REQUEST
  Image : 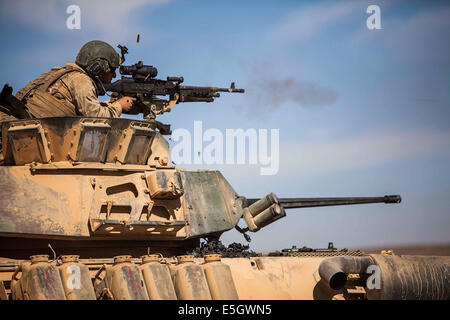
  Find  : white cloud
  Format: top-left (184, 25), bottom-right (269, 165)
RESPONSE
top-left (1, 0), bottom-right (172, 40)
top-left (268, 1), bottom-right (361, 46)
top-left (74, 0), bottom-right (171, 40)
top-left (281, 130), bottom-right (450, 176)
top-left (0, 0), bottom-right (64, 31)
top-left (1, 0), bottom-right (173, 67)
top-left (168, 129), bottom-right (450, 184)
top-left (353, 4), bottom-right (450, 62)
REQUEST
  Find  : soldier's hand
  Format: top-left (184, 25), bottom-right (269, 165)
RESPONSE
top-left (117, 96), bottom-right (136, 112)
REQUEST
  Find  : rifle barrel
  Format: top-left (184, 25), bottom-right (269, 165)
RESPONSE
top-left (179, 86), bottom-right (245, 93)
top-left (180, 97), bottom-right (215, 103)
top-left (216, 88), bottom-right (245, 93)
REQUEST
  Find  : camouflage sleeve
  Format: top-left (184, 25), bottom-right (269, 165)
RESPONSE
top-left (68, 73), bottom-right (122, 118)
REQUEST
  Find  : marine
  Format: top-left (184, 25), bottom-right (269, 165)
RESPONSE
top-left (18, 40), bottom-right (135, 118)
top-left (0, 40), bottom-right (136, 164)
top-left (0, 40), bottom-right (135, 122)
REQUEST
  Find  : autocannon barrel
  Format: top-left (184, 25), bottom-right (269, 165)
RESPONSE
top-left (278, 195), bottom-right (401, 209)
top-left (246, 195), bottom-right (401, 209)
top-left (243, 194), bottom-right (401, 232)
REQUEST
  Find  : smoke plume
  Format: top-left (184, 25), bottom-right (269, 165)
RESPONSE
top-left (250, 78), bottom-right (339, 109)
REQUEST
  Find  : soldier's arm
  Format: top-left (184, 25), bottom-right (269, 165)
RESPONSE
top-left (69, 73), bottom-right (122, 118)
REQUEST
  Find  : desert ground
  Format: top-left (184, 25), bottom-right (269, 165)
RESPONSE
top-left (357, 244), bottom-right (450, 256)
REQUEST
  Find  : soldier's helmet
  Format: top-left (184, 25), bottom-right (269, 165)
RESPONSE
top-left (75, 40), bottom-right (121, 77)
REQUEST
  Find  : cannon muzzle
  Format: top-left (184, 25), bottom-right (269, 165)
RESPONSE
top-left (243, 193), bottom-right (286, 232)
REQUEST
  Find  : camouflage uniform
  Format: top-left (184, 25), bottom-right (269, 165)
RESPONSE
top-left (0, 107), bottom-right (15, 164)
top-left (0, 108), bottom-right (17, 122)
top-left (16, 62), bottom-right (122, 118)
top-left (0, 100), bottom-right (18, 164)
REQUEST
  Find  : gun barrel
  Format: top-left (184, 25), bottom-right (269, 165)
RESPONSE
top-left (243, 193), bottom-right (401, 232)
top-left (179, 85), bottom-right (245, 93)
top-left (246, 195), bottom-right (401, 209)
top-left (180, 97), bottom-right (215, 103)
top-left (216, 87), bottom-right (245, 93)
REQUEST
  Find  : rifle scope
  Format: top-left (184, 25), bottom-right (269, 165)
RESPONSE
top-left (120, 61), bottom-right (158, 79)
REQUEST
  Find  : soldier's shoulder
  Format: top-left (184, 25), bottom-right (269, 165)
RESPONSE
top-left (63, 63), bottom-right (95, 88)
top-left (66, 71), bottom-right (93, 83)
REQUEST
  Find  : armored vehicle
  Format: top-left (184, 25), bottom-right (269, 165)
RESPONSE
top-left (0, 55), bottom-right (448, 300)
top-left (0, 115), bottom-right (448, 300)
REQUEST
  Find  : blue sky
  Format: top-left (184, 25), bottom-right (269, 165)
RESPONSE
top-left (1, 0), bottom-right (449, 252)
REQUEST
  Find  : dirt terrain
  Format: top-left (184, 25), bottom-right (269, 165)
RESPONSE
top-left (358, 244), bottom-right (450, 256)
